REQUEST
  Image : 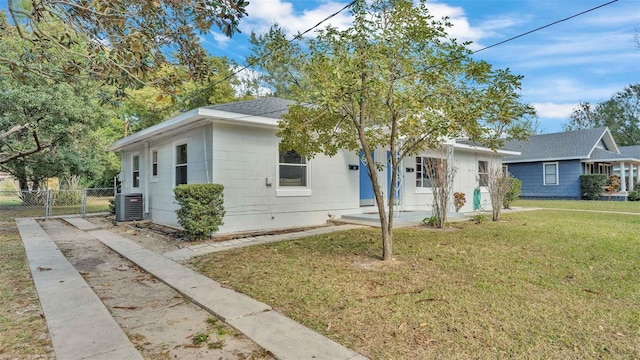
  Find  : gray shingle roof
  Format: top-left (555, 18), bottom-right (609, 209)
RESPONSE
top-left (205, 97), bottom-right (296, 119)
top-left (620, 145), bottom-right (640, 159)
top-left (589, 148), bottom-right (629, 161)
top-left (502, 127), bottom-right (609, 163)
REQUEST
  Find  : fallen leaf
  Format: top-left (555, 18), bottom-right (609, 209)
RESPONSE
top-left (326, 322), bottom-right (332, 331)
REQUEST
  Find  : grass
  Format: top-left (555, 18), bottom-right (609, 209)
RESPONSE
top-left (0, 220), bottom-right (52, 357)
top-left (190, 210), bottom-right (640, 359)
top-left (515, 199), bottom-right (640, 213)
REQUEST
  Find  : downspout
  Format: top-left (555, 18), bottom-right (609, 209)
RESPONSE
top-left (203, 132), bottom-right (210, 183)
top-left (144, 142), bottom-right (150, 216)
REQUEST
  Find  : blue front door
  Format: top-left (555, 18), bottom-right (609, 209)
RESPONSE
top-left (359, 150), bottom-right (375, 206)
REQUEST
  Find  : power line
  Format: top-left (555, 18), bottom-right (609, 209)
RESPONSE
top-left (182, 0), bottom-right (620, 122)
top-left (154, 0), bottom-right (357, 115)
top-left (470, 0), bottom-right (619, 56)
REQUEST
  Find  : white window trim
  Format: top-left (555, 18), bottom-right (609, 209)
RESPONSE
top-left (478, 159), bottom-right (489, 188)
top-left (173, 139), bottom-right (188, 188)
top-left (150, 147), bottom-right (158, 183)
top-left (131, 152), bottom-right (140, 190)
top-left (414, 156), bottom-right (440, 194)
top-left (543, 161), bottom-right (559, 186)
top-left (276, 149), bottom-right (312, 197)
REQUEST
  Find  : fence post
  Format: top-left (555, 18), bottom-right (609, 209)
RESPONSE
top-left (81, 188), bottom-right (87, 217)
top-left (45, 189), bottom-right (51, 219)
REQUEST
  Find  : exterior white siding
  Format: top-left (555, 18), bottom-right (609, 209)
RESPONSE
top-left (119, 122), bottom-right (361, 234)
top-left (113, 99), bottom-right (514, 235)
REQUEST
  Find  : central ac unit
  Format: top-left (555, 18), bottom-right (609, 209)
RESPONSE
top-left (115, 193), bottom-right (143, 221)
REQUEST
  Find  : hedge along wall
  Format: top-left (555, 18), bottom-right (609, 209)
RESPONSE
top-left (580, 174), bottom-right (607, 200)
top-left (173, 183), bottom-right (225, 240)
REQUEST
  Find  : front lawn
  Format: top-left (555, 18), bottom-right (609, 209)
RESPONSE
top-left (515, 199), bottom-right (640, 213)
top-left (0, 221), bottom-right (53, 357)
top-left (189, 210), bottom-right (640, 359)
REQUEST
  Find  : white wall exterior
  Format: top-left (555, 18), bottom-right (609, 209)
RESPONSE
top-left (118, 120), bottom-right (505, 234)
top-left (370, 147), bottom-right (496, 213)
top-left (119, 122), bottom-right (361, 234)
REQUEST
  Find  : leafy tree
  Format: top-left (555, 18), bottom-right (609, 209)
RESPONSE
top-left (121, 58), bottom-right (240, 130)
top-left (253, 0), bottom-right (535, 260)
top-left (564, 84), bottom-right (640, 146)
top-left (3, 1), bottom-right (248, 91)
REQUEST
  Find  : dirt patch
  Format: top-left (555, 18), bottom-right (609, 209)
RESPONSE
top-left (352, 255), bottom-right (407, 271)
top-left (84, 215), bottom-right (329, 255)
top-left (40, 219), bottom-right (271, 360)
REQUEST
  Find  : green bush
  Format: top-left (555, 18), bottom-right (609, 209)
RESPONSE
top-left (174, 184), bottom-right (225, 241)
top-left (502, 177), bottom-right (522, 209)
top-left (580, 174), bottom-right (607, 200)
top-left (629, 183), bottom-right (640, 201)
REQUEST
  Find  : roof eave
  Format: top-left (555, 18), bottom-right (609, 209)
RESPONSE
top-left (109, 108), bottom-right (279, 152)
top-left (452, 143), bottom-right (520, 156)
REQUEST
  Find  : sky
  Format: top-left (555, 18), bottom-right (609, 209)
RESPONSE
top-left (202, 0), bottom-right (640, 134)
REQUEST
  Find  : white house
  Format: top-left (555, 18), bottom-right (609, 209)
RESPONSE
top-left (110, 97), bottom-right (518, 234)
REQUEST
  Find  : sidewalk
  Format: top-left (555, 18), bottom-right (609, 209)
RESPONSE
top-left (18, 217), bottom-right (367, 360)
top-left (16, 218), bottom-right (143, 360)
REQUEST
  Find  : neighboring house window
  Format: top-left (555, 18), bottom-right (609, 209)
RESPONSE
top-left (175, 144), bottom-right (187, 185)
top-left (132, 155), bottom-right (140, 188)
top-left (478, 160), bottom-right (489, 187)
top-left (415, 156), bottom-right (442, 188)
top-left (151, 149), bottom-right (158, 177)
top-left (279, 150), bottom-right (307, 186)
top-left (543, 162), bottom-right (558, 185)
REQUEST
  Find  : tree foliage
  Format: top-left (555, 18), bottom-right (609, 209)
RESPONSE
top-left (121, 59), bottom-right (240, 131)
top-left (0, 77), bottom-right (105, 164)
top-left (3, 0), bottom-right (248, 92)
top-left (564, 84), bottom-right (640, 146)
top-left (251, 0), bottom-right (535, 260)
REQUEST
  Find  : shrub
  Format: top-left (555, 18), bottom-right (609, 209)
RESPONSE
top-left (453, 192), bottom-right (466, 212)
top-left (422, 215), bottom-right (438, 227)
top-left (174, 184), bottom-right (225, 241)
top-left (629, 183), bottom-right (640, 201)
top-left (580, 174), bottom-right (607, 200)
top-left (502, 177), bottom-right (522, 209)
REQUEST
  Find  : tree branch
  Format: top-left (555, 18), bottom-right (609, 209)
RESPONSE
top-left (0, 123), bottom-right (30, 141)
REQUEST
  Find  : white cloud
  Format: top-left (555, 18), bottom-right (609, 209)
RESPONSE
top-left (532, 102), bottom-right (576, 119)
top-left (242, 1), bottom-right (353, 37)
top-left (211, 32), bottom-right (232, 48)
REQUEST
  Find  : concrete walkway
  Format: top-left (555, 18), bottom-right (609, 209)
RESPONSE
top-left (18, 217), bottom-right (367, 360)
top-left (16, 218), bottom-right (143, 360)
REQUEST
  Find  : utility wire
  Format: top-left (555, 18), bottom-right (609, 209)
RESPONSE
top-left (154, 0), bottom-right (357, 115)
top-left (180, 0), bottom-right (619, 122)
top-left (151, 0), bottom-right (619, 119)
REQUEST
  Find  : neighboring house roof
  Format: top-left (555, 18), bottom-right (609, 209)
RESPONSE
top-left (111, 97), bottom-right (296, 152)
top-left (620, 145), bottom-right (640, 159)
top-left (502, 127), bottom-right (631, 163)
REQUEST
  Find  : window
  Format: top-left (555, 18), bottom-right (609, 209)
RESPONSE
top-left (151, 149), bottom-right (158, 177)
top-left (279, 150), bottom-right (307, 186)
top-left (478, 160), bottom-right (488, 187)
top-left (132, 155), bottom-right (140, 188)
top-left (175, 144), bottom-right (187, 185)
top-left (543, 162), bottom-right (558, 185)
top-left (416, 156), bottom-right (442, 188)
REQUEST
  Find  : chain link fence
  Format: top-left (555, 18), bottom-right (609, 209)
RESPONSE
top-left (0, 188), bottom-right (114, 221)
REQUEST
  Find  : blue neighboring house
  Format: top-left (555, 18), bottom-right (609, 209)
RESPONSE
top-left (502, 127), bottom-right (640, 199)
